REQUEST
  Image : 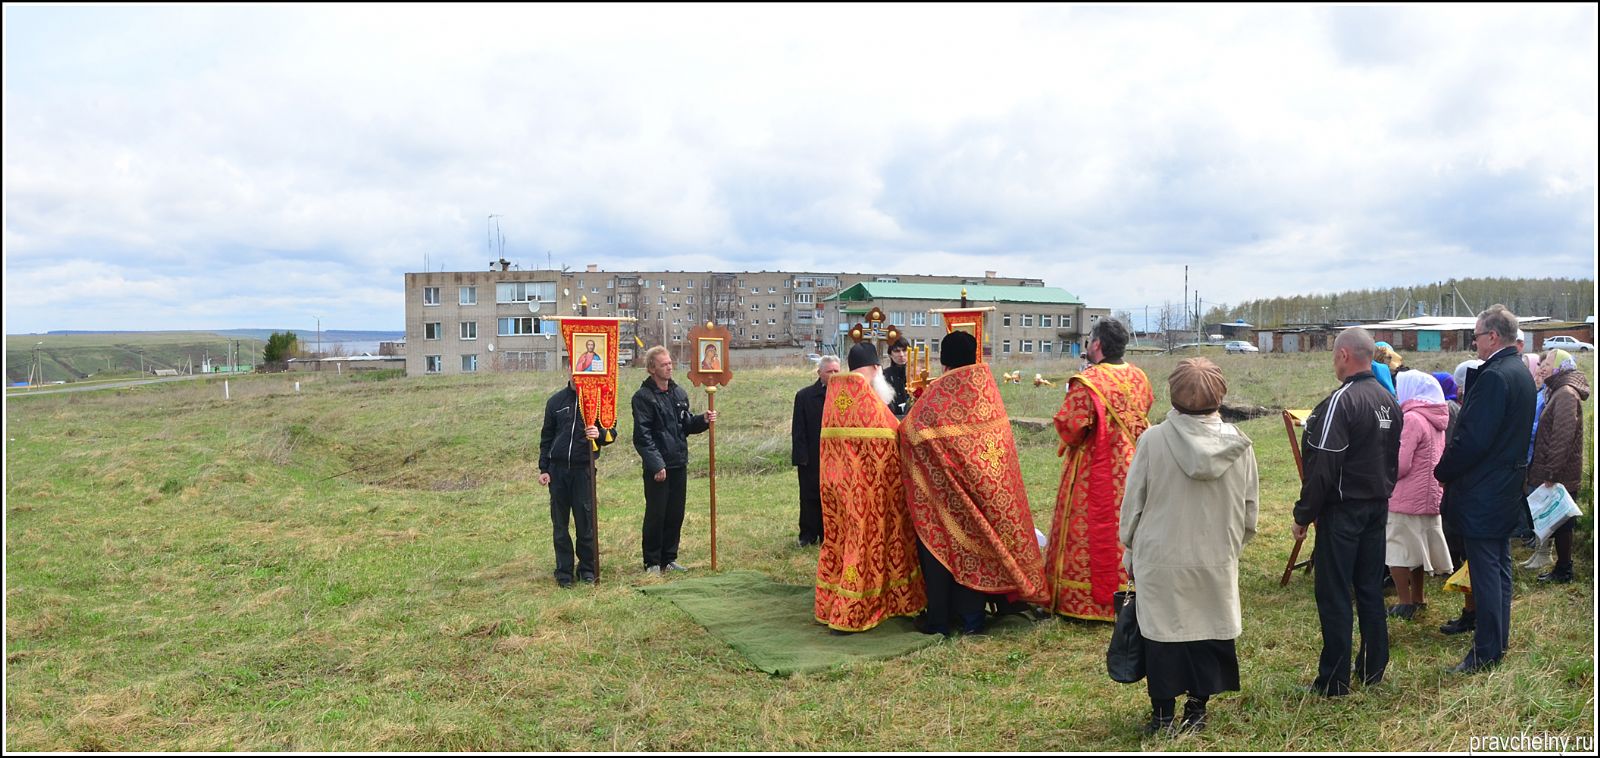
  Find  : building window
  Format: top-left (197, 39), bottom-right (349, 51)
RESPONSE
top-left (796, 293), bottom-right (813, 304)
top-left (607, 280), bottom-right (614, 289)
top-left (498, 317), bottom-right (537, 336)
top-left (460, 321), bottom-right (477, 340)
top-left (424, 322), bottom-right (442, 340)
top-left (496, 282), bottom-right (555, 304)
top-left (461, 355), bottom-right (478, 373)
top-left (910, 312), bottom-right (926, 326)
top-left (686, 280), bottom-right (694, 289)
top-left (1002, 314), bottom-right (1012, 327)
top-left (769, 287), bottom-right (777, 293)
top-left (425, 355), bottom-right (442, 373)
top-left (1062, 315), bottom-right (1073, 330)
top-left (659, 296), bottom-right (667, 305)
top-left (606, 295), bottom-right (615, 304)
top-left (933, 312), bottom-right (944, 327)
top-left (503, 351), bottom-right (539, 371)
top-left (752, 303), bottom-right (761, 311)
top-left (1002, 340), bottom-right (1012, 355)
top-left (768, 303), bottom-right (776, 310)
top-left (783, 295), bottom-right (790, 304)
top-left (424, 287), bottom-right (440, 306)
top-left (459, 286), bottom-right (477, 305)
top-left (1041, 314), bottom-right (1053, 328)
top-left (671, 286), bottom-right (681, 293)
top-left (768, 318), bottom-right (776, 325)
top-left (1022, 340), bottom-right (1034, 353)
top-left (672, 303), bottom-right (681, 310)
top-left (751, 287), bottom-right (760, 294)
top-left (685, 295), bottom-right (694, 304)
top-left (1022, 314), bottom-right (1034, 328)
top-left (1042, 340), bottom-right (1054, 354)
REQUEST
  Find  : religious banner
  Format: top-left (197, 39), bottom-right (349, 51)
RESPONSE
top-left (931, 289), bottom-right (996, 363)
top-left (552, 312), bottom-right (634, 447)
top-left (687, 322), bottom-right (733, 570)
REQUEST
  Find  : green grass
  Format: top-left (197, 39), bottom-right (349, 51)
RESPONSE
top-left (7, 332), bottom-right (263, 384)
top-left (5, 353), bottom-right (1594, 750)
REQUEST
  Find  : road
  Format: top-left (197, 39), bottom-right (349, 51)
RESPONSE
top-left (6, 373), bottom-right (221, 397)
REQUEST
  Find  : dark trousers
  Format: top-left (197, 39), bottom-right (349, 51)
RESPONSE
top-left (917, 541), bottom-right (986, 632)
top-left (797, 465), bottom-right (824, 544)
top-left (1312, 499), bottom-right (1389, 695)
top-left (1463, 537), bottom-right (1513, 666)
top-left (641, 467), bottom-right (688, 568)
top-left (550, 464), bottom-right (596, 582)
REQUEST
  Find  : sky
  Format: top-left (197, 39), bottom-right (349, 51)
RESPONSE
top-left (3, 4), bottom-right (1596, 334)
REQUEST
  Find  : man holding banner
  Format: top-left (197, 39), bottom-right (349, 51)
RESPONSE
top-left (539, 363), bottom-right (619, 588)
top-left (633, 345), bottom-right (717, 575)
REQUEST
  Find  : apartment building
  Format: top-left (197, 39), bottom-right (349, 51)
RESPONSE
top-left (402, 264), bottom-right (1052, 376)
top-left (826, 282), bottom-right (1110, 360)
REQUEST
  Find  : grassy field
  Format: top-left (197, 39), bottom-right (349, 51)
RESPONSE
top-left (4, 352), bottom-right (1594, 751)
top-left (6, 332), bottom-right (263, 385)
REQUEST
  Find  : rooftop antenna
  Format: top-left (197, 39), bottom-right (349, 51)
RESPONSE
top-left (487, 214), bottom-right (503, 262)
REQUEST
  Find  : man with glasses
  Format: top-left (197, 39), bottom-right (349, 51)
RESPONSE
top-left (1434, 305), bottom-right (1537, 674)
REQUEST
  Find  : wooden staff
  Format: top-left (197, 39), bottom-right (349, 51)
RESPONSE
top-left (1280, 409), bottom-right (1313, 587)
top-left (590, 426), bottom-right (602, 584)
top-left (706, 385), bottom-right (718, 570)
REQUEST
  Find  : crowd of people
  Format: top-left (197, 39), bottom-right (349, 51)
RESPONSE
top-left (532, 304), bottom-right (1585, 737)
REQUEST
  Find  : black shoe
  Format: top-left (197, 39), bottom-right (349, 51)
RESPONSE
top-left (1299, 683), bottom-right (1348, 698)
top-left (1387, 603), bottom-right (1416, 620)
top-left (1179, 701), bottom-right (1208, 733)
top-left (580, 575), bottom-right (596, 585)
top-left (913, 613), bottom-right (951, 637)
top-left (1448, 657), bottom-right (1499, 675)
top-left (557, 578), bottom-right (574, 589)
top-left (1139, 714), bottom-right (1175, 738)
top-left (1538, 567), bottom-right (1574, 584)
top-left (1439, 611), bottom-right (1476, 635)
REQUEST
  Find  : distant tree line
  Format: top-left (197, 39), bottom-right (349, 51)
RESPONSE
top-left (1202, 277), bottom-right (1594, 328)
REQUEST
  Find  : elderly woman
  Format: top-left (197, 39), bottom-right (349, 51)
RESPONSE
top-left (1527, 349), bottom-right (1589, 583)
top-left (1385, 371), bottom-right (1454, 620)
top-left (1120, 358), bottom-right (1259, 736)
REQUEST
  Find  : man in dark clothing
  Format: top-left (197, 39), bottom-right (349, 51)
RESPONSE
top-left (1434, 305), bottom-right (1537, 673)
top-left (883, 337), bottom-right (912, 418)
top-left (632, 345), bottom-right (716, 575)
top-left (538, 368), bottom-right (619, 588)
top-left (1292, 327), bottom-right (1402, 696)
top-left (791, 355), bottom-right (842, 546)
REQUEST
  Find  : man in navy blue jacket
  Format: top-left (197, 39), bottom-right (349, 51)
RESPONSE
top-left (1434, 304), bottom-right (1537, 673)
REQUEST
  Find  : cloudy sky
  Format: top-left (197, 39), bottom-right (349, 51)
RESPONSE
top-left (4, 4), bottom-right (1595, 333)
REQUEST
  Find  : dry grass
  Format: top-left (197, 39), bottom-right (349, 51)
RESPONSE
top-left (4, 352), bottom-right (1594, 750)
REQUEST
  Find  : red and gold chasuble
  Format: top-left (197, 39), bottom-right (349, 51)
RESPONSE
top-left (1044, 362), bottom-right (1154, 621)
top-left (900, 364), bottom-right (1047, 603)
top-left (815, 373), bottom-right (926, 631)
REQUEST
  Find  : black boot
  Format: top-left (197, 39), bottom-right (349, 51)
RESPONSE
top-left (1180, 697), bottom-right (1208, 733)
top-left (1538, 565), bottom-right (1574, 584)
top-left (1439, 609), bottom-right (1475, 635)
top-left (1140, 698), bottom-right (1176, 737)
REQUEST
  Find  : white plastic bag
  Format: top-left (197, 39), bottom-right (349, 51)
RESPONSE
top-left (1527, 483), bottom-right (1582, 541)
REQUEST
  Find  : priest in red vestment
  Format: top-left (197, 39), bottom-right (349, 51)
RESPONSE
top-left (815, 342), bottom-right (926, 632)
top-left (900, 331), bottom-right (1047, 635)
top-left (1044, 318), bottom-right (1154, 621)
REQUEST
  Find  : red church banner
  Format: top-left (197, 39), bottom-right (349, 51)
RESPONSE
top-left (931, 307), bottom-right (996, 363)
top-left (556, 317), bottom-right (627, 440)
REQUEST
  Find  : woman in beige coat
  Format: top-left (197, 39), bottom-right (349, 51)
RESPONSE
top-left (1120, 358), bottom-right (1259, 736)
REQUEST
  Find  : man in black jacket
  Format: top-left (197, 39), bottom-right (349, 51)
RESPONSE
top-left (1434, 304), bottom-right (1537, 673)
top-left (1293, 327), bottom-right (1402, 696)
top-left (632, 345), bottom-right (716, 575)
top-left (538, 367), bottom-right (619, 588)
top-left (883, 337), bottom-right (912, 418)
top-left (790, 355), bottom-right (842, 546)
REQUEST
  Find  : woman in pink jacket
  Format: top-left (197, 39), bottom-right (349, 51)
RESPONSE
top-left (1385, 370), bottom-right (1454, 620)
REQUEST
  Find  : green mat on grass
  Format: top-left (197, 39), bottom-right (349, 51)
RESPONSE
top-left (637, 570), bottom-right (1036, 676)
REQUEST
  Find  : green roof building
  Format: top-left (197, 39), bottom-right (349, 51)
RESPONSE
top-left (824, 282), bottom-right (1107, 360)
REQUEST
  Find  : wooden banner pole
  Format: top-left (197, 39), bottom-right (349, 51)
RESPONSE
top-left (706, 385), bottom-right (718, 571)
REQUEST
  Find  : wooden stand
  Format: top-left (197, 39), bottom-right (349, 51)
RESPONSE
top-left (1280, 409), bottom-right (1314, 587)
top-left (706, 385), bottom-right (718, 571)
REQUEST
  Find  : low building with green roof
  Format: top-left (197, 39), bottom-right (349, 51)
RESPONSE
top-left (825, 282), bottom-right (1108, 360)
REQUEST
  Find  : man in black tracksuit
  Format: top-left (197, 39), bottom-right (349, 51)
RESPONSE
top-left (539, 374), bottom-right (618, 588)
top-left (632, 346), bottom-right (715, 574)
top-left (1293, 327), bottom-right (1402, 696)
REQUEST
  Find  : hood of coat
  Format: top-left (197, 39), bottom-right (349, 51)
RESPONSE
top-left (1545, 367), bottom-right (1591, 401)
top-left (1402, 398), bottom-right (1450, 432)
top-left (1158, 409), bottom-right (1253, 482)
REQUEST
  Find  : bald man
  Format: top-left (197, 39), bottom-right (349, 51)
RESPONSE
top-left (1292, 327), bottom-right (1403, 697)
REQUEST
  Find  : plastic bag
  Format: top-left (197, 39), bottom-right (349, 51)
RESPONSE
top-left (1444, 561), bottom-right (1471, 594)
top-left (1528, 483), bottom-right (1583, 541)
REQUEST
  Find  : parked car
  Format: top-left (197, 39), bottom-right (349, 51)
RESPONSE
top-left (805, 353), bottom-right (824, 363)
top-left (1225, 340), bottom-right (1259, 354)
top-left (1542, 335), bottom-right (1594, 352)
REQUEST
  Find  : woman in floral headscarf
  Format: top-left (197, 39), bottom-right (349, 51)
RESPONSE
top-left (1526, 349), bottom-right (1589, 583)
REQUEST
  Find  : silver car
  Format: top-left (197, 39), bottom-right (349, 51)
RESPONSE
top-left (1225, 340), bottom-right (1259, 354)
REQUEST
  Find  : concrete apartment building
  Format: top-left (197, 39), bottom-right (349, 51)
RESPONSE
top-left (828, 282), bottom-right (1109, 360)
top-left (402, 263), bottom-right (1060, 376)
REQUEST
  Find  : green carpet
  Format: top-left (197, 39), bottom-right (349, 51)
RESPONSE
top-left (637, 570), bottom-right (941, 676)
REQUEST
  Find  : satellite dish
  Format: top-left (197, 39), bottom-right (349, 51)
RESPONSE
top-left (528, 300), bottom-right (540, 314)
top-left (562, 288), bottom-right (570, 297)
top-left (487, 343), bottom-right (495, 352)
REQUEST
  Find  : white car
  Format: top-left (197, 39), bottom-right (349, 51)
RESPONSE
top-left (1542, 335), bottom-right (1594, 352)
top-left (1225, 340), bottom-right (1259, 354)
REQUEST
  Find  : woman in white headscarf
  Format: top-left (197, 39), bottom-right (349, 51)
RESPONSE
top-left (1384, 370), bottom-right (1454, 620)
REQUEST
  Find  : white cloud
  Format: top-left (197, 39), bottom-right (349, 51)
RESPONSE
top-left (3, 4), bottom-right (1594, 332)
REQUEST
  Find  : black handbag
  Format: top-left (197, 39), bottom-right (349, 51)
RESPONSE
top-left (1106, 589), bottom-right (1145, 683)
